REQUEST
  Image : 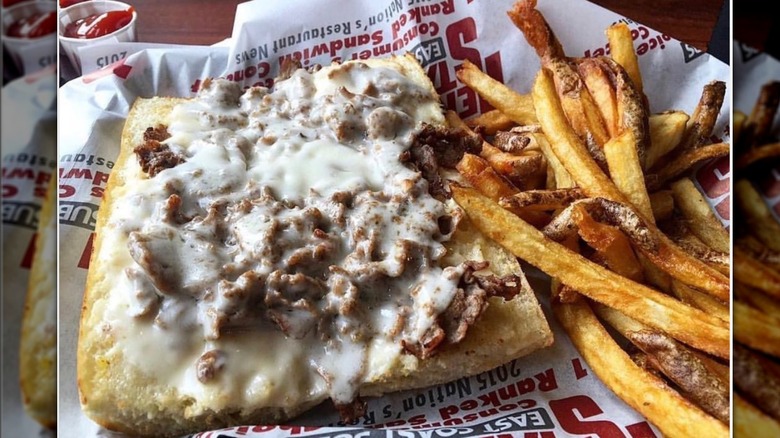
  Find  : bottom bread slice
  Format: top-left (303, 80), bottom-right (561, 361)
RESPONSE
top-left (79, 56), bottom-right (552, 437)
top-left (20, 177), bottom-right (57, 428)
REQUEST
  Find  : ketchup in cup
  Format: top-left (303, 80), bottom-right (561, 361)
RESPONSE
top-left (62, 7), bottom-right (135, 39)
top-left (59, 0), bottom-right (92, 7)
top-left (5, 11), bottom-right (57, 38)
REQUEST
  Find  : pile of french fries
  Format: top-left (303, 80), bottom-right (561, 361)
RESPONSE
top-left (733, 81), bottom-right (780, 436)
top-left (449, 1), bottom-right (730, 435)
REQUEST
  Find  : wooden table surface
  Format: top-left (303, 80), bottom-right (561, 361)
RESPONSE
top-left (128, 0), bottom-right (725, 52)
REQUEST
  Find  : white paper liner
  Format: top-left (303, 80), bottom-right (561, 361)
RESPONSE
top-left (1, 65), bottom-right (57, 437)
top-left (57, 1), bottom-right (730, 436)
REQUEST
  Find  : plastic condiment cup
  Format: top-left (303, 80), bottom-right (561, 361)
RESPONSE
top-left (58, 0), bottom-right (138, 75)
top-left (1, 0), bottom-right (57, 75)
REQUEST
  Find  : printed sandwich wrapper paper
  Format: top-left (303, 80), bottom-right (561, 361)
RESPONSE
top-left (57, 0), bottom-right (730, 436)
top-left (1, 66), bottom-right (57, 437)
top-left (734, 42), bottom-right (780, 216)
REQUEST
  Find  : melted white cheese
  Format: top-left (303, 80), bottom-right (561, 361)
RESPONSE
top-left (102, 59), bottom-right (468, 413)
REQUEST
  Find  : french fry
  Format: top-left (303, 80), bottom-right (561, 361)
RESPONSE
top-left (577, 58), bottom-right (619, 137)
top-left (671, 280), bottom-right (729, 323)
top-left (736, 282), bottom-right (780, 322)
top-left (735, 394), bottom-right (780, 437)
top-left (739, 81), bottom-right (780, 149)
top-left (606, 22), bottom-right (644, 96)
top-left (734, 247), bottom-right (780, 299)
top-left (600, 57), bottom-right (650, 168)
top-left (650, 142), bottom-right (730, 189)
top-left (681, 81), bottom-right (727, 150)
top-left (594, 304), bottom-right (729, 423)
top-left (572, 204), bottom-right (643, 282)
top-left (465, 109), bottom-right (515, 135)
top-left (456, 60), bottom-right (537, 125)
top-left (736, 142), bottom-right (780, 170)
top-left (507, 0), bottom-right (565, 61)
top-left (604, 130), bottom-right (654, 221)
top-left (649, 190), bottom-right (674, 222)
top-left (735, 300), bottom-right (780, 358)
top-left (452, 185), bottom-right (729, 357)
top-left (541, 197), bottom-right (729, 301)
top-left (554, 298), bottom-right (728, 436)
top-left (736, 235), bottom-right (780, 270)
top-left (646, 111), bottom-right (690, 169)
top-left (733, 110), bottom-right (747, 143)
top-left (481, 144), bottom-right (546, 189)
top-left (546, 58), bottom-right (611, 151)
top-left (734, 343), bottom-right (780, 421)
top-left (735, 179), bottom-right (780, 252)
top-left (534, 133), bottom-right (574, 189)
top-left (671, 178), bottom-right (729, 252)
top-left (499, 188), bottom-right (583, 211)
top-left (456, 154), bottom-right (549, 228)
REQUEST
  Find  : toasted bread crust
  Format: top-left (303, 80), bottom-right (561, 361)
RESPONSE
top-left (78, 56), bottom-right (552, 437)
top-left (20, 177), bottom-right (57, 429)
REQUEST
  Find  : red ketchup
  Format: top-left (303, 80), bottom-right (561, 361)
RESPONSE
top-left (62, 8), bottom-right (135, 39)
top-left (5, 11), bottom-right (57, 38)
top-left (59, 0), bottom-right (92, 7)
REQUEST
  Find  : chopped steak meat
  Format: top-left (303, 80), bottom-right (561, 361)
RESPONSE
top-left (134, 137), bottom-right (185, 177)
top-left (403, 124), bottom-right (483, 200)
top-left (143, 125), bottom-right (171, 142)
top-left (403, 260), bottom-right (525, 359)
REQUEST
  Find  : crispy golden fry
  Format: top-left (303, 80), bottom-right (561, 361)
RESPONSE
top-left (456, 60), bottom-right (537, 125)
top-left (735, 394), bottom-right (780, 438)
top-left (734, 110), bottom-right (747, 143)
top-left (456, 154), bottom-right (549, 228)
top-left (572, 204), bottom-right (643, 282)
top-left (577, 58), bottom-right (619, 137)
top-left (452, 186), bottom-right (729, 357)
top-left (671, 178), bottom-right (729, 252)
top-left (672, 234), bottom-right (729, 275)
top-left (649, 190), bottom-right (674, 222)
top-left (671, 280), bottom-right (729, 323)
top-left (465, 109), bottom-right (515, 135)
top-left (681, 81), bottom-right (726, 150)
top-left (736, 235), bottom-right (780, 269)
top-left (507, 0), bottom-right (565, 61)
top-left (554, 298), bottom-right (728, 436)
top-left (736, 282), bottom-right (780, 322)
top-left (650, 142), bottom-right (729, 190)
top-left (534, 133), bottom-right (574, 189)
top-left (734, 343), bottom-right (780, 421)
top-left (604, 130), bottom-right (653, 221)
top-left (600, 57), bottom-right (650, 168)
top-left (594, 304), bottom-right (728, 423)
top-left (736, 142), bottom-right (780, 170)
top-left (532, 69), bottom-right (628, 199)
top-left (499, 188), bottom-right (583, 211)
top-left (607, 23), bottom-right (644, 95)
top-left (735, 300), bottom-right (780, 358)
top-left (646, 111), bottom-right (690, 169)
top-left (547, 57), bottom-right (611, 152)
top-left (739, 81), bottom-right (780, 149)
top-left (735, 247), bottom-right (780, 299)
top-left (735, 179), bottom-right (780, 252)
top-left (481, 144), bottom-right (546, 189)
top-left (541, 197), bottom-right (729, 301)
top-left (456, 153), bottom-right (518, 200)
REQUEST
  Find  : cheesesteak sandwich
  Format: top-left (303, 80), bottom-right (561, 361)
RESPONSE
top-left (78, 54), bottom-right (552, 436)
